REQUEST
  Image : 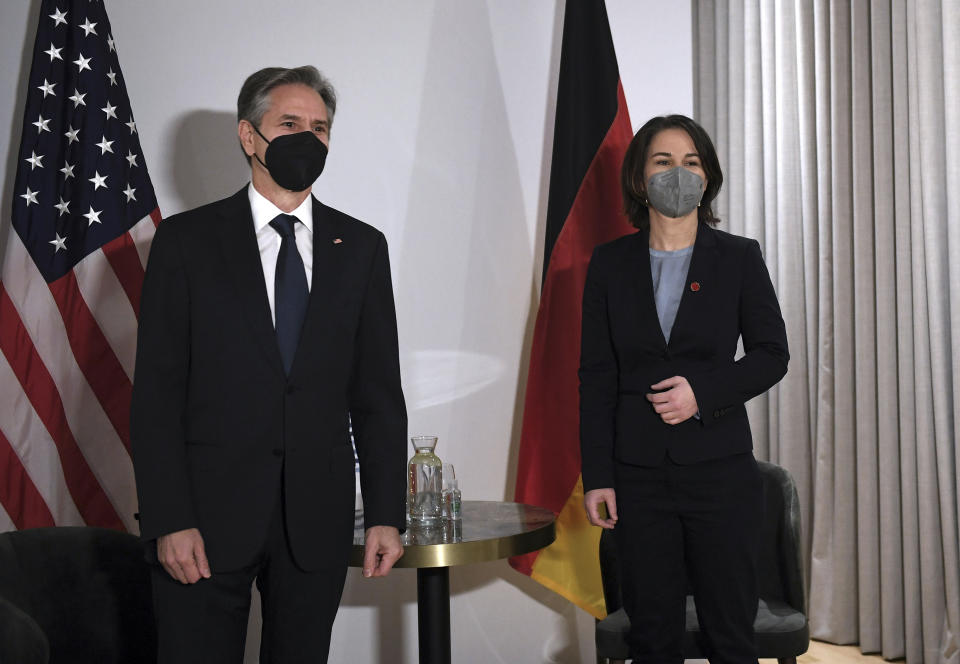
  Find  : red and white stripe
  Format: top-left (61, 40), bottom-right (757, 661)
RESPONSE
top-left (0, 211), bottom-right (159, 533)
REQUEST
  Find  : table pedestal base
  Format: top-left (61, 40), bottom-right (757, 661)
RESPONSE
top-left (350, 504), bottom-right (556, 663)
top-left (417, 567), bottom-right (451, 664)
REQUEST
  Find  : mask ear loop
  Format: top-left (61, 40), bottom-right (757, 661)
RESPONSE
top-left (252, 123), bottom-right (272, 145)
top-left (250, 123), bottom-right (271, 170)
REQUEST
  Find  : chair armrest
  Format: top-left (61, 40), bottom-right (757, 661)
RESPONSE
top-left (757, 461), bottom-right (806, 613)
top-left (0, 594), bottom-right (49, 664)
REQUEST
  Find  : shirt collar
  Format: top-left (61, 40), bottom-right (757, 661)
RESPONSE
top-left (248, 182), bottom-right (314, 235)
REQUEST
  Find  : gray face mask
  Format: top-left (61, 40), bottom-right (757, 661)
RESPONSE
top-left (645, 167), bottom-right (704, 218)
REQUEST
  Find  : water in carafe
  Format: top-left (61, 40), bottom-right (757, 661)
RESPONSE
top-left (407, 436), bottom-right (443, 526)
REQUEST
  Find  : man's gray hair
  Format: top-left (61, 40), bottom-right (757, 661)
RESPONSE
top-left (237, 66), bottom-right (337, 160)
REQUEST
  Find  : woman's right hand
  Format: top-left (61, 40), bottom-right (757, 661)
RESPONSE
top-left (584, 488), bottom-right (618, 529)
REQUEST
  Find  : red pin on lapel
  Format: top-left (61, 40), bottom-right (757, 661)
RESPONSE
top-left (333, 238), bottom-right (343, 244)
top-left (690, 281), bottom-right (701, 292)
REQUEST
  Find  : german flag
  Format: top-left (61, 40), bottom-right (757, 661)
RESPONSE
top-left (509, 0), bottom-right (634, 618)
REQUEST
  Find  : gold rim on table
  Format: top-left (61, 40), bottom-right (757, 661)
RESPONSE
top-left (350, 501), bottom-right (556, 568)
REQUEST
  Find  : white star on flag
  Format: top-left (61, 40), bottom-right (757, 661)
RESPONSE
top-left (89, 171), bottom-right (108, 189)
top-left (126, 117), bottom-right (137, 134)
top-left (54, 197), bottom-right (71, 216)
top-left (107, 68), bottom-right (117, 86)
top-left (79, 18), bottom-right (98, 36)
top-left (38, 79), bottom-right (57, 97)
top-left (102, 101), bottom-right (118, 120)
top-left (123, 185), bottom-right (137, 202)
top-left (73, 53), bottom-right (92, 73)
top-left (25, 151), bottom-right (44, 170)
top-left (107, 34), bottom-right (116, 52)
top-left (68, 88), bottom-right (86, 107)
top-left (60, 162), bottom-right (76, 179)
top-left (49, 8), bottom-right (68, 27)
top-left (83, 206), bottom-right (103, 226)
top-left (21, 187), bottom-right (39, 206)
top-left (64, 126), bottom-right (80, 144)
top-left (33, 115), bottom-right (51, 133)
top-left (126, 150), bottom-right (139, 167)
top-left (44, 43), bottom-right (63, 61)
top-left (49, 233), bottom-right (68, 252)
top-left (96, 136), bottom-right (114, 154)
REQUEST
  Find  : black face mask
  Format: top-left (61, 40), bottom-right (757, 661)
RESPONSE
top-left (253, 124), bottom-right (328, 192)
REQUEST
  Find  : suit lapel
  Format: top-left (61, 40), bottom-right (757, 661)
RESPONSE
top-left (288, 197), bottom-right (345, 379)
top-left (668, 222), bottom-right (718, 349)
top-left (631, 230), bottom-right (669, 348)
top-left (214, 188), bottom-right (286, 377)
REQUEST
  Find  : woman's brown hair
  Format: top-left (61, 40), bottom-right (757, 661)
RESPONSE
top-left (621, 114), bottom-right (723, 230)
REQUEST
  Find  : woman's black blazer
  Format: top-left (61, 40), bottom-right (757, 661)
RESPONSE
top-left (579, 223), bottom-right (789, 491)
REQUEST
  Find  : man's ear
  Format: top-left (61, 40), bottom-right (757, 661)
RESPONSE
top-left (238, 120), bottom-right (255, 158)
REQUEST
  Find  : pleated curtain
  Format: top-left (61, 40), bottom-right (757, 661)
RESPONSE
top-left (692, 1), bottom-right (959, 662)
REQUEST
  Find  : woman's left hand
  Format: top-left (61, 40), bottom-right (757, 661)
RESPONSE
top-left (646, 376), bottom-right (699, 425)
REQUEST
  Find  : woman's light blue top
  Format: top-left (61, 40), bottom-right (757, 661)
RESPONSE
top-left (649, 245), bottom-right (693, 343)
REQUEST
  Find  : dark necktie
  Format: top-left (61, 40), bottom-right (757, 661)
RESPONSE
top-left (270, 214), bottom-right (309, 375)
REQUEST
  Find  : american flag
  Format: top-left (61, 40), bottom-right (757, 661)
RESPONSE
top-left (1, 0), bottom-right (160, 533)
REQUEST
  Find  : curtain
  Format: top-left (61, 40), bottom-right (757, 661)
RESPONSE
top-left (693, 1), bottom-right (959, 662)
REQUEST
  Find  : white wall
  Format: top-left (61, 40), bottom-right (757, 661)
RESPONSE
top-left (0, 1), bottom-right (692, 661)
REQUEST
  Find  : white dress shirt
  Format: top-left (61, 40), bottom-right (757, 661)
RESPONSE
top-left (248, 183), bottom-right (314, 325)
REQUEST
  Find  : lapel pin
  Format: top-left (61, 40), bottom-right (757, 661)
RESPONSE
top-left (333, 238), bottom-right (343, 244)
top-left (690, 281), bottom-right (701, 292)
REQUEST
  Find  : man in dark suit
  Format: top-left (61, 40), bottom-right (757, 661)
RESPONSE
top-left (131, 66), bottom-right (406, 664)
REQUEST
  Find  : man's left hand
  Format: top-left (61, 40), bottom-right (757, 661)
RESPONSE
top-left (362, 525), bottom-right (403, 578)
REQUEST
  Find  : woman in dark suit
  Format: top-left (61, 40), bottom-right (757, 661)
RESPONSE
top-left (580, 114), bottom-right (789, 664)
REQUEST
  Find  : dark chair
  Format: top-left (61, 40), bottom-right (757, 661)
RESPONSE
top-left (0, 526), bottom-right (156, 664)
top-left (595, 460), bottom-right (809, 663)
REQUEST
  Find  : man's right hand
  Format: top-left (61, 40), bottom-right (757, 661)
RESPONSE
top-left (157, 528), bottom-right (211, 584)
top-left (584, 488), bottom-right (618, 529)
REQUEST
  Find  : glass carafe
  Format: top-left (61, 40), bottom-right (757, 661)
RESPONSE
top-left (407, 435), bottom-right (443, 526)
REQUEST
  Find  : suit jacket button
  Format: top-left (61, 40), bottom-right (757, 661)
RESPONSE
top-left (286, 385), bottom-right (296, 395)
top-left (713, 409), bottom-right (722, 419)
top-left (272, 448), bottom-right (283, 457)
